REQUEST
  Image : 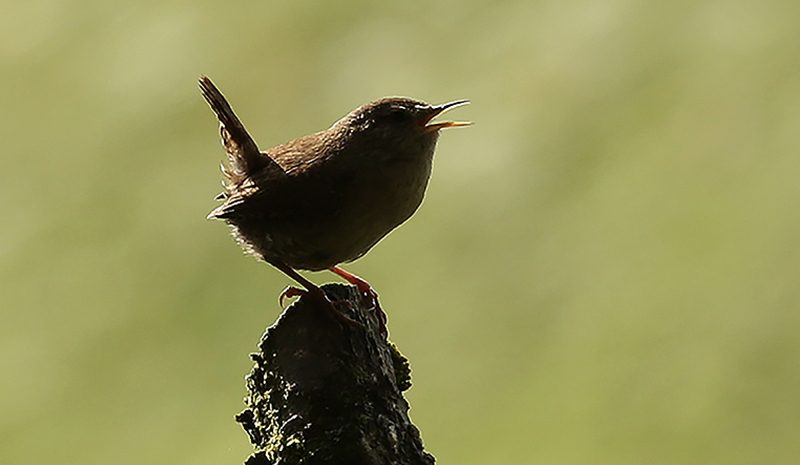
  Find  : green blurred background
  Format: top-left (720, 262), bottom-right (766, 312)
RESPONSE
top-left (2, 0), bottom-right (799, 464)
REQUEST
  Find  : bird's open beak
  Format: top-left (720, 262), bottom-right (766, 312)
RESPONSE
top-left (423, 100), bottom-right (472, 132)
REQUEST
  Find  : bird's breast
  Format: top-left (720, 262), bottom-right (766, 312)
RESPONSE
top-left (289, 152), bottom-right (434, 269)
top-left (241, 143), bottom-right (438, 271)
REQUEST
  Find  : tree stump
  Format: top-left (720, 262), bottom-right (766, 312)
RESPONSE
top-left (236, 283), bottom-right (435, 465)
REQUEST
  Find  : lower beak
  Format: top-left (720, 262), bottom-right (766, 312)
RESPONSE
top-left (424, 100), bottom-right (472, 132)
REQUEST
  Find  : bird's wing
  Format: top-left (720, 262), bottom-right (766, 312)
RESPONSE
top-left (206, 158), bottom-right (288, 220)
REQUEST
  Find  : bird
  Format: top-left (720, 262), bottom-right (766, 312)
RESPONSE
top-left (199, 75), bottom-right (469, 325)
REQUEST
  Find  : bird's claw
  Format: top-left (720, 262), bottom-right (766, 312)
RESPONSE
top-left (279, 285), bottom-right (364, 329)
top-left (365, 292), bottom-right (388, 337)
top-left (328, 266), bottom-right (388, 336)
top-left (279, 286), bottom-right (307, 307)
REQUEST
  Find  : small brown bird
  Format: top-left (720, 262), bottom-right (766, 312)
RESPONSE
top-left (199, 76), bottom-right (469, 321)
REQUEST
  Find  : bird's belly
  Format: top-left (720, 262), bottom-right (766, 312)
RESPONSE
top-left (259, 160), bottom-right (432, 270)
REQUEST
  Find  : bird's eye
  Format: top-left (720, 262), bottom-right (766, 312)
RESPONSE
top-left (387, 108), bottom-right (410, 123)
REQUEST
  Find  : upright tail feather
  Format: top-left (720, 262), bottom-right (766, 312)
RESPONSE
top-left (198, 76), bottom-right (264, 185)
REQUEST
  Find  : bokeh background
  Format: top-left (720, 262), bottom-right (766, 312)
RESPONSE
top-left (2, 1), bottom-right (799, 464)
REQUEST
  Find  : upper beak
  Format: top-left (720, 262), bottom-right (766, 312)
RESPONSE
top-left (423, 99), bottom-right (472, 132)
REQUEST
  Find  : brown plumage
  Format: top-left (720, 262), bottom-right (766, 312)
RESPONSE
top-left (199, 75), bottom-right (469, 313)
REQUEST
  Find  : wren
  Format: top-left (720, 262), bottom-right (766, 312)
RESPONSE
top-left (199, 75), bottom-right (469, 323)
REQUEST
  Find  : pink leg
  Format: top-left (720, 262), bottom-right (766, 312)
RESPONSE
top-left (328, 266), bottom-right (373, 295)
top-left (329, 266), bottom-right (387, 334)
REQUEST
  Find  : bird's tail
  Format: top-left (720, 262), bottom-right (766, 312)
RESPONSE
top-left (198, 75), bottom-right (265, 186)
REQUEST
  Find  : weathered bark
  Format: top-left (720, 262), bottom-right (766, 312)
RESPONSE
top-left (236, 283), bottom-right (434, 465)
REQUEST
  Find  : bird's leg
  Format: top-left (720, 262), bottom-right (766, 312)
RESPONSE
top-left (269, 261), bottom-right (358, 327)
top-left (271, 261), bottom-right (323, 302)
top-left (328, 266), bottom-right (372, 296)
top-left (328, 266), bottom-right (387, 333)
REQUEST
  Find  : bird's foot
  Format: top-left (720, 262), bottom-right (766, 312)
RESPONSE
top-left (270, 260), bottom-right (361, 328)
top-left (329, 266), bottom-right (388, 336)
top-left (279, 285), bottom-right (362, 329)
top-left (279, 286), bottom-right (307, 307)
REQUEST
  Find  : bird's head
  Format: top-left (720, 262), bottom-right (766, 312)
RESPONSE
top-left (333, 97), bottom-right (471, 160)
